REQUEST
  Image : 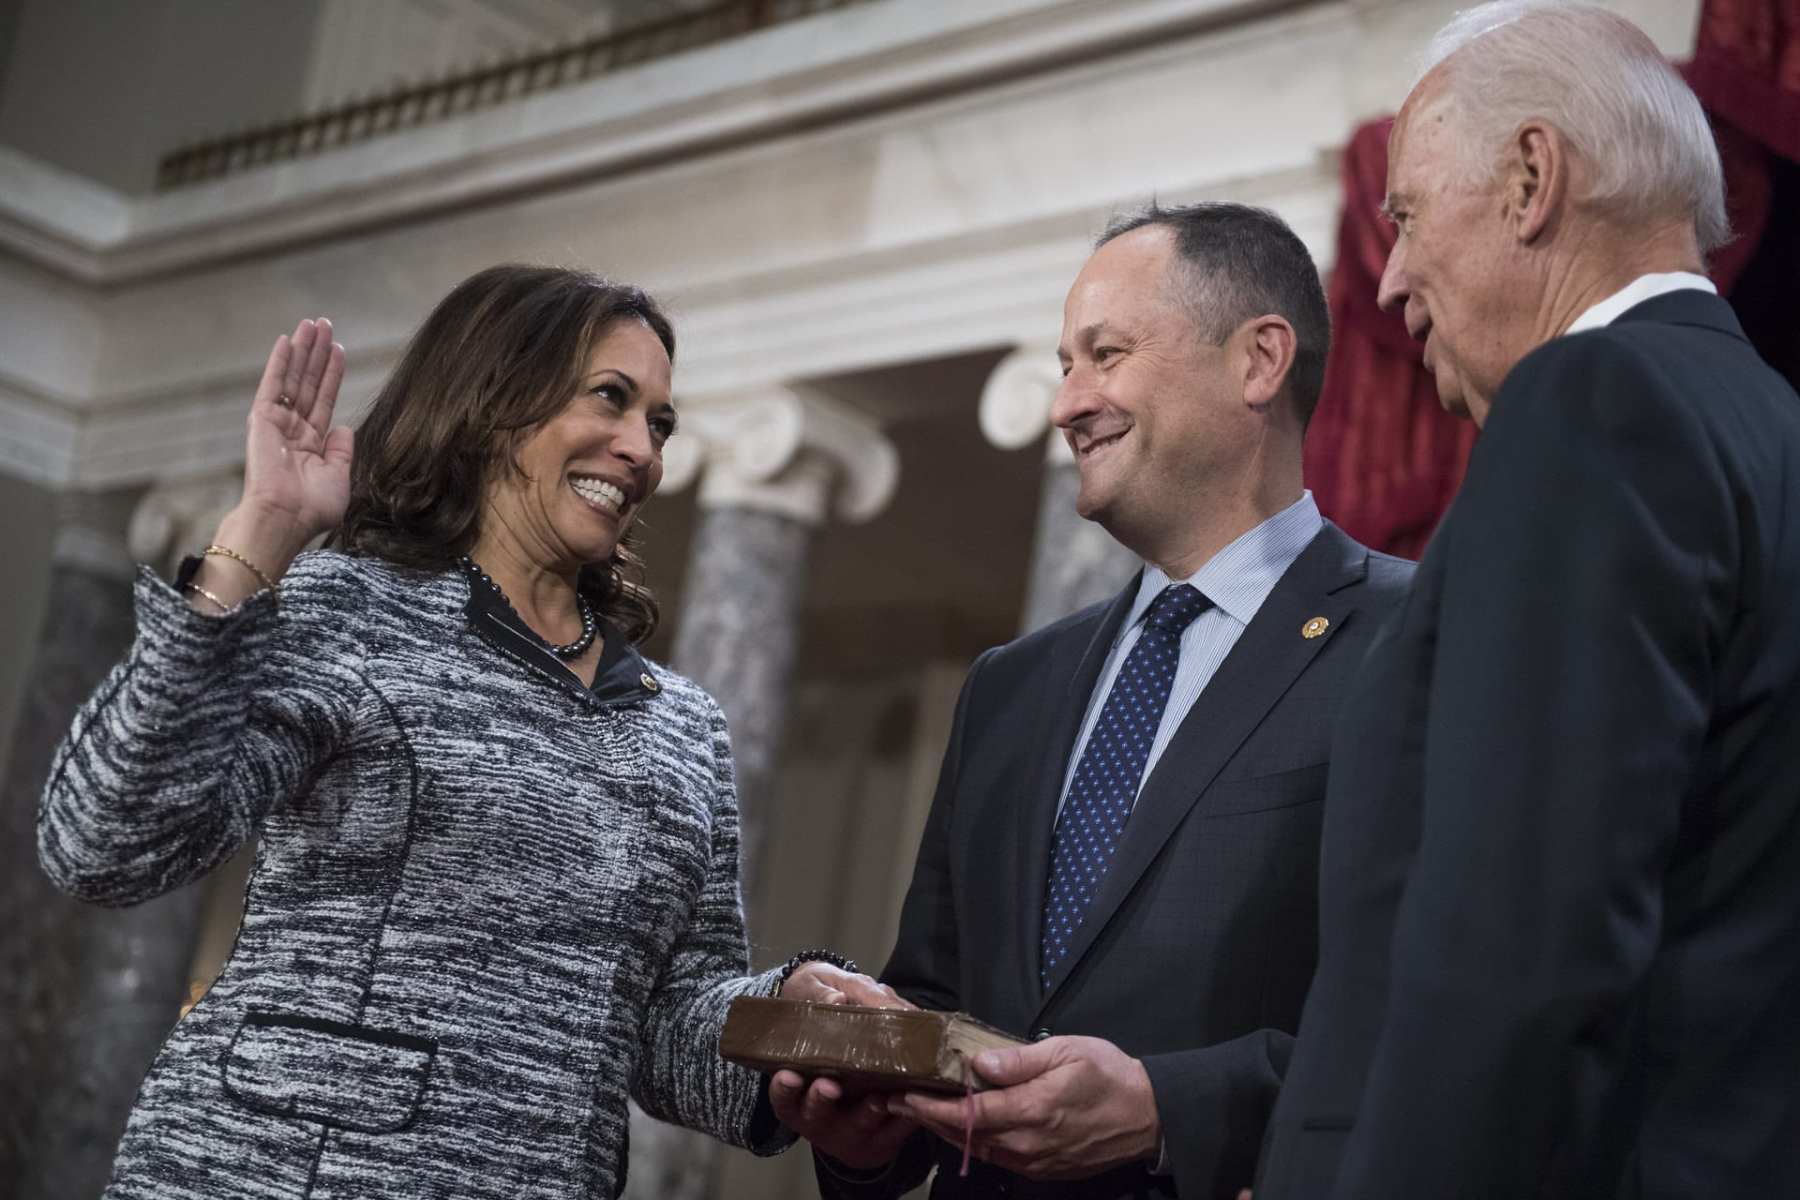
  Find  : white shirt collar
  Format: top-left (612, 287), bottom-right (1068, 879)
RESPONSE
top-left (1563, 271), bottom-right (1716, 336)
top-left (1126, 491), bottom-right (1323, 630)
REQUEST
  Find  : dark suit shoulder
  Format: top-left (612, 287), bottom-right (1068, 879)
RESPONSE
top-left (976, 590), bottom-right (1123, 675)
top-left (1497, 298), bottom-right (1792, 448)
top-left (1363, 549), bottom-right (1417, 598)
top-left (1312, 522), bottom-right (1415, 609)
top-left (1480, 332), bottom-right (1707, 483)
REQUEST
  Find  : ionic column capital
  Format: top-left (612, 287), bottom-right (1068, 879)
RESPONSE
top-left (659, 384), bottom-right (898, 526)
top-left (978, 344), bottom-right (1071, 463)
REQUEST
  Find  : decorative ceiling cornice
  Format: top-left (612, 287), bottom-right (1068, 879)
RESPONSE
top-left (0, 0), bottom-right (1381, 493)
top-left (155, 0), bottom-right (877, 191)
top-left (0, 0), bottom-right (1303, 285)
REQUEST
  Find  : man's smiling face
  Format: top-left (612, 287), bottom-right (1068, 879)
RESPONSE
top-left (1052, 225), bottom-right (1250, 551)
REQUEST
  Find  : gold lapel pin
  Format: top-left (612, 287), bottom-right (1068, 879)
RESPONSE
top-left (1302, 616), bottom-right (1330, 640)
top-left (640, 672), bottom-right (660, 693)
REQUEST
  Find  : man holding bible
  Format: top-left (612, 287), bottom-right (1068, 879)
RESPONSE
top-left (772, 202), bottom-right (1413, 1199)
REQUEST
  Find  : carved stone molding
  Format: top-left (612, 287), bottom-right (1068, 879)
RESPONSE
top-left (0, 0), bottom-right (1320, 283)
top-left (661, 384), bottom-right (898, 526)
top-left (979, 343), bottom-right (1074, 465)
top-left (978, 343), bottom-right (1059, 448)
top-left (126, 472), bottom-right (244, 578)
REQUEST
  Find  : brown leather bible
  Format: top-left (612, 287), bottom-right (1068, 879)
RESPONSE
top-left (718, 997), bottom-right (1026, 1094)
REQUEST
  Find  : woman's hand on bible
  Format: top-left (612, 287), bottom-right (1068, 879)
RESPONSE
top-left (781, 963), bottom-right (914, 1010)
top-left (230, 318), bottom-right (353, 569)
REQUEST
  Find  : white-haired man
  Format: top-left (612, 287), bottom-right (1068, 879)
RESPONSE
top-left (1254, 3), bottom-right (1800, 1199)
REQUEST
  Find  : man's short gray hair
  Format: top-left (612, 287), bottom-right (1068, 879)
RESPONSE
top-left (1417, 0), bottom-right (1728, 252)
top-left (1098, 202), bottom-right (1332, 429)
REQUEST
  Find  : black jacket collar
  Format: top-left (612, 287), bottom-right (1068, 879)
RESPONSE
top-left (461, 565), bottom-right (661, 709)
top-left (1613, 288), bottom-right (1748, 342)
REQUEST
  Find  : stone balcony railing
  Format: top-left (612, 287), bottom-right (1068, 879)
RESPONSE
top-left (154, 0), bottom-right (872, 190)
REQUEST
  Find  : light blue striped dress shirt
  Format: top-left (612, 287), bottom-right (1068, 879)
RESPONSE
top-left (1055, 492), bottom-right (1324, 819)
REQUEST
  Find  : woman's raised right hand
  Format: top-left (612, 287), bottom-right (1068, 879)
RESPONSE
top-left (208, 319), bottom-right (353, 591)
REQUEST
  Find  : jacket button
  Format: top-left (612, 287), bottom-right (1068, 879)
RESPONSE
top-left (1031, 1027), bottom-right (1052, 1042)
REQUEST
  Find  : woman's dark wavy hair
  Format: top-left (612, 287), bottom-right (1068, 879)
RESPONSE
top-left (333, 264), bottom-right (675, 644)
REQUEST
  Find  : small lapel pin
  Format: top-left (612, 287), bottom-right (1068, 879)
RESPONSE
top-left (640, 672), bottom-right (660, 693)
top-left (1302, 616), bottom-right (1330, 640)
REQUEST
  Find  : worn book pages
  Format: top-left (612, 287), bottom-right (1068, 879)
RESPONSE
top-left (719, 997), bottom-right (1026, 1094)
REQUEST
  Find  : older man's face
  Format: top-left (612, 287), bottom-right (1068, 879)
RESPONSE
top-left (1376, 72), bottom-right (1530, 426)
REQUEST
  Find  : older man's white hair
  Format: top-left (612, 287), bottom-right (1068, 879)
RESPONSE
top-left (1416, 0), bottom-right (1729, 252)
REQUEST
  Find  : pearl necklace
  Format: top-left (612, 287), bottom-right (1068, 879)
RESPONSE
top-left (460, 556), bottom-right (597, 659)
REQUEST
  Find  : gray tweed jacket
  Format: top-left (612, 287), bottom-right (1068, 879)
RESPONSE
top-left (38, 551), bottom-right (791, 1199)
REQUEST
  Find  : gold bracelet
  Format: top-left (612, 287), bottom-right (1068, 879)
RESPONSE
top-left (183, 582), bottom-right (232, 614)
top-left (203, 544), bottom-right (279, 595)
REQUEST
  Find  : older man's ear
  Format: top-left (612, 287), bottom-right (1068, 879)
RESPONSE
top-left (1507, 120), bottom-right (1571, 246)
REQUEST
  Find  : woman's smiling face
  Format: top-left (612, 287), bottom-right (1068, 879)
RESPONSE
top-left (490, 317), bottom-right (676, 569)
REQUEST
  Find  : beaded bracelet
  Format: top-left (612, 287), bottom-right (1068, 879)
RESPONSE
top-left (778, 949), bottom-right (858, 990)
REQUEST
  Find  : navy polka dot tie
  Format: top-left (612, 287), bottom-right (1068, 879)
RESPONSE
top-left (1041, 583), bottom-right (1211, 986)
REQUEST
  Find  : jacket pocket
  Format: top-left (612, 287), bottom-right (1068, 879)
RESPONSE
top-left (1202, 762), bottom-right (1330, 816)
top-left (222, 1011), bottom-right (437, 1134)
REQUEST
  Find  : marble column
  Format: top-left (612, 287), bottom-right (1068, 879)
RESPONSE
top-left (663, 384), bottom-right (897, 933)
top-left (0, 484), bottom-right (215, 1200)
top-left (980, 346), bottom-right (1139, 634)
top-left (671, 502), bottom-right (813, 930)
top-left (623, 385), bottom-right (896, 1200)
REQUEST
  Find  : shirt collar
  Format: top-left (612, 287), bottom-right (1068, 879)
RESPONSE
top-left (1563, 271), bottom-right (1716, 336)
top-left (1124, 491), bottom-right (1323, 632)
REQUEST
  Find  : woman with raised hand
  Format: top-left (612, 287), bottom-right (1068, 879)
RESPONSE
top-left (39, 265), bottom-right (880, 1199)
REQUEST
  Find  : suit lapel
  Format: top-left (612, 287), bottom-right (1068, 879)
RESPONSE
top-left (1014, 574), bottom-right (1142, 1002)
top-left (1034, 526), bottom-right (1369, 1012)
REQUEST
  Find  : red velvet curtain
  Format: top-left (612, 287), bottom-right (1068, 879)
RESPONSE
top-left (1305, 0), bottom-right (1798, 560)
top-left (1685, 0), bottom-right (1800, 163)
top-left (1684, 0), bottom-right (1800, 384)
top-left (1301, 118), bottom-right (1477, 561)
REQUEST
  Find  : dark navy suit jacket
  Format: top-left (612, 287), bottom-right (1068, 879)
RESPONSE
top-left (1257, 291), bottom-right (1800, 1200)
top-left (819, 521), bottom-right (1412, 1200)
